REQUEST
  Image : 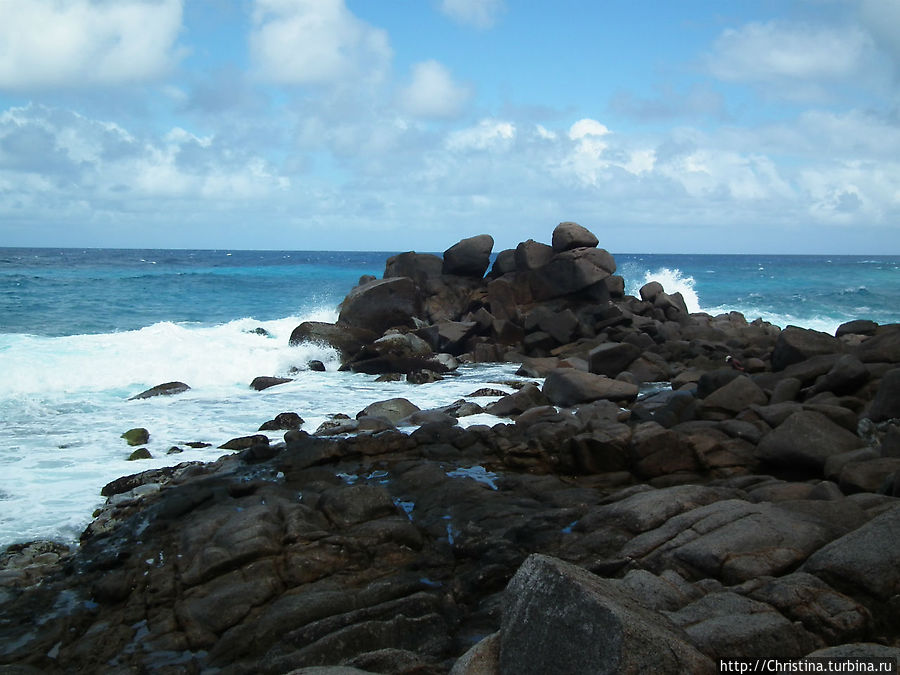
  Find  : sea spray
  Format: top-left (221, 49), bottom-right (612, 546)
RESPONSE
top-left (626, 267), bottom-right (702, 314)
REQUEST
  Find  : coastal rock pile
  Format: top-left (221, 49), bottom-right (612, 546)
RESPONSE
top-left (3, 223), bottom-right (900, 673)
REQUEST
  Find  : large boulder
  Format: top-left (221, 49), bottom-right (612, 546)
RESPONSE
top-left (346, 332), bottom-right (450, 375)
top-left (867, 368), bottom-right (900, 422)
top-left (530, 247), bottom-right (616, 300)
top-left (485, 383), bottom-right (550, 417)
top-left (289, 321), bottom-right (377, 361)
top-left (700, 376), bottom-right (768, 416)
top-left (802, 504), bottom-right (900, 599)
top-left (588, 342), bottom-right (641, 377)
top-left (499, 554), bottom-right (715, 675)
top-left (383, 251), bottom-right (443, 286)
top-left (665, 591), bottom-right (817, 661)
top-left (442, 234), bottom-right (494, 277)
top-left (550, 221), bottom-right (599, 252)
top-left (810, 354), bottom-right (870, 396)
top-left (337, 277), bottom-right (422, 335)
top-left (772, 326), bottom-right (842, 371)
top-left (514, 239), bottom-right (554, 271)
top-left (542, 369), bottom-right (639, 407)
top-left (756, 411), bottom-right (863, 473)
top-left (622, 498), bottom-right (866, 584)
top-left (356, 398), bottom-right (421, 425)
top-left (854, 324), bottom-right (900, 363)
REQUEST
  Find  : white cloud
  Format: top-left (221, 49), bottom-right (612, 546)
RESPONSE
top-left (0, 104), bottom-right (288, 220)
top-left (446, 118), bottom-right (515, 151)
top-left (398, 60), bottom-right (471, 119)
top-left (250, 0), bottom-right (391, 86)
top-left (708, 21), bottom-right (871, 95)
top-left (0, 0), bottom-right (184, 89)
top-left (438, 0), bottom-right (505, 29)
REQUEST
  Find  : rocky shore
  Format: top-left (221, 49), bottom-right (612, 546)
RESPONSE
top-left (2, 223), bottom-right (899, 674)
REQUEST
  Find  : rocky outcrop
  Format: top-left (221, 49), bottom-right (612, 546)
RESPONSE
top-left (337, 277), bottom-right (422, 335)
top-left (6, 222), bottom-right (900, 673)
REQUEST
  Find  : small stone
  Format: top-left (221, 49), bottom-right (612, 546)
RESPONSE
top-left (127, 448), bottom-right (152, 461)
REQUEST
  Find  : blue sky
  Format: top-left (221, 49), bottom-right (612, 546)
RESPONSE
top-left (1, 0), bottom-right (898, 253)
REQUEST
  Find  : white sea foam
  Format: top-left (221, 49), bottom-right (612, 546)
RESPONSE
top-left (0, 316), bottom-right (526, 547)
top-left (627, 267), bottom-right (701, 313)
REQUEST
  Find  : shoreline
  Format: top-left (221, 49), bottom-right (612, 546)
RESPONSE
top-left (2, 223), bottom-right (899, 673)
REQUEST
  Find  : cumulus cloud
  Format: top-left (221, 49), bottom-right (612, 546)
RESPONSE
top-left (398, 60), bottom-right (471, 119)
top-left (438, 0), bottom-right (505, 29)
top-left (0, 103), bottom-right (289, 232)
top-left (445, 118), bottom-right (515, 151)
top-left (0, 0), bottom-right (184, 89)
top-left (249, 0), bottom-right (391, 86)
top-left (706, 20), bottom-right (874, 101)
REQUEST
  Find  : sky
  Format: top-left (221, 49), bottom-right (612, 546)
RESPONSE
top-left (0, 0), bottom-right (899, 254)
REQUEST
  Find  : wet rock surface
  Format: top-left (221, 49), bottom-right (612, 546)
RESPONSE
top-left (4, 222), bottom-right (900, 673)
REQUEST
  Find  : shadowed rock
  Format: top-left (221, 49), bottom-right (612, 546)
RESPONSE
top-left (128, 381), bottom-right (190, 400)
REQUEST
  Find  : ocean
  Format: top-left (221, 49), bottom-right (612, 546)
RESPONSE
top-left (2, 247), bottom-right (899, 548)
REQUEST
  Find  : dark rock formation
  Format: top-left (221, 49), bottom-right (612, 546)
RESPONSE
top-left (128, 381), bottom-right (190, 400)
top-left (289, 321), bottom-right (378, 361)
top-left (6, 223), bottom-right (900, 674)
top-left (442, 234), bottom-right (494, 277)
top-left (121, 427), bottom-right (149, 446)
top-left (338, 277), bottom-right (422, 335)
top-left (250, 376), bottom-right (293, 391)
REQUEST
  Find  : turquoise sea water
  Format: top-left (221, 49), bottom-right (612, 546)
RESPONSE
top-left (1, 247), bottom-right (899, 547)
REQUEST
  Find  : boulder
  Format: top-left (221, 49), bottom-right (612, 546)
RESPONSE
top-left (218, 434), bottom-right (269, 450)
top-left (543, 369), bottom-right (639, 407)
top-left (701, 376), bottom-right (767, 416)
top-left (500, 555), bottom-right (715, 675)
top-left (838, 458), bottom-right (900, 494)
top-left (835, 319), bottom-right (878, 338)
top-left (337, 277), bottom-right (422, 335)
top-left (802, 504), bottom-right (900, 599)
top-left (357, 398), bottom-right (421, 425)
top-left (746, 572), bottom-right (872, 645)
top-left (588, 342), bottom-right (641, 377)
top-left (121, 428), bottom-right (149, 446)
top-left (772, 326), bottom-right (842, 371)
top-left (383, 251), bottom-right (442, 286)
top-left (630, 422), bottom-right (699, 478)
top-left (259, 412), bottom-right (304, 432)
top-left (489, 249), bottom-right (516, 277)
top-left (810, 354), bottom-right (870, 396)
top-left (514, 239), bottom-right (554, 271)
top-left (550, 221), bottom-right (599, 252)
top-left (128, 381), bottom-right (190, 400)
top-left (756, 411), bottom-right (863, 473)
top-left (347, 333), bottom-right (450, 375)
top-left (855, 324), bottom-right (900, 363)
top-left (289, 321), bottom-right (377, 361)
top-left (127, 448), bottom-right (152, 461)
top-left (484, 383), bottom-right (550, 417)
top-left (442, 234), bottom-right (494, 277)
top-left (665, 591), bottom-right (817, 661)
top-left (308, 360), bottom-right (326, 372)
top-left (250, 376), bottom-right (292, 391)
top-left (530, 248), bottom-right (616, 300)
top-left (867, 368), bottom-right (900, 422)
top-left (622, 498), bottom-right (866, 584)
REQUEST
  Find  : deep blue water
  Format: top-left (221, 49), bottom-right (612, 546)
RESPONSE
top-left (1, 247), bottom-right (899, 337)
top-left (0, 248), bottom-right (389, 336)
